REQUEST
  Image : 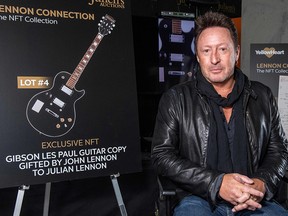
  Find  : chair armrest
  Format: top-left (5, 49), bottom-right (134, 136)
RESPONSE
top-left (157, 175), bottom-right (183, 198)
top-left (156, 175), bottom-right (181, 216)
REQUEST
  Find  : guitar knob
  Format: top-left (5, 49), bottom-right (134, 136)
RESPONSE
top-left (68, 118), bottom-right (72, 122)
top-left (56, 124), bottom-right (61, 128)
top-left (60, 118), bottom-right (65, 122)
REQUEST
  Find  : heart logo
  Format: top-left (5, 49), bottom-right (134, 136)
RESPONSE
top-left (263, 47), bottom-right (275, 58)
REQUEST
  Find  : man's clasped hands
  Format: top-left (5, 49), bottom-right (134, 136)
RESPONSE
top-left (219, 173), bottom-right (266, 212)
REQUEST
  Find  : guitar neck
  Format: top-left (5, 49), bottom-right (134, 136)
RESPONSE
top-left (66, 33), bottom-right (104, 89)
top-left (172, 19), bottom-right (182, 34)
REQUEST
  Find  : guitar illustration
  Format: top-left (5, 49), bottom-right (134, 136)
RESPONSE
top-left (159, 18), bottom-right (195, 76)
top-left (26, 14), bottom-right (115, 137)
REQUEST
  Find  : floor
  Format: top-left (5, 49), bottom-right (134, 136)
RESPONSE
top-left (0, 156), bottom-right (158, 216)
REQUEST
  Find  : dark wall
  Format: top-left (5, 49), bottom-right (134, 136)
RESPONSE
top-left (131, 0), bottom-right (241, 18)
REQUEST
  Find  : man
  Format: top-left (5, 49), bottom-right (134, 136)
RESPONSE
top-left (151, 11), bottom-right (288, 215)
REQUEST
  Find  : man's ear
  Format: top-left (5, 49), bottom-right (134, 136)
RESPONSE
top-left (236, 45), bottom-right (240, 61)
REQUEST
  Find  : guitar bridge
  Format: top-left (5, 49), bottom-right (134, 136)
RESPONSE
top-left (45, 108), bottom-right (59, 118)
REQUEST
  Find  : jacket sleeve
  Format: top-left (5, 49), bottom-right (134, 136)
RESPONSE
top-left (249, 86), bottom-right (288, 200)
top-left (151, 88), bottom-right (223, 205)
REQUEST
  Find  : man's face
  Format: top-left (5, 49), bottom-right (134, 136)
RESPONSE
top-left (196, 27), bottom-right (240, 85)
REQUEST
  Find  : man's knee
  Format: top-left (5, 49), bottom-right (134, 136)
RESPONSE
top-left (173, 195), bottom-right (212, 216)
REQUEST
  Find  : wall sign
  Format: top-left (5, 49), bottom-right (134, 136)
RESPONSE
top-left (250, 43), bottom-right (288, 97)
top-left (250, 43), bottom-right (288, 134)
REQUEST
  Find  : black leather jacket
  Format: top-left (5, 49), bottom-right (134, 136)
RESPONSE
top-left (151, 70), bottom-right (288, 206)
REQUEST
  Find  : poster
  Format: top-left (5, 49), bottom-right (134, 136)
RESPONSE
top-left (250, 43), bottom-right (288, 97)
top-left (0, 0), bottom-right (142, 188)
top-left (250, 43), bottom-right (288, 135)
top-left (278, 76), bottom-right (288, 135)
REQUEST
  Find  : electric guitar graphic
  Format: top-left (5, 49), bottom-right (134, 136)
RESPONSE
top-left (159, 18), bottom-right (194, 75)
top-left (26, 14), bottom-right (115, 137)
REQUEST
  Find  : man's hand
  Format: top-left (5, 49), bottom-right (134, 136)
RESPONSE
top-left (219, 173), bottom-right (264, 212)
top-left (231, 176), bottom-right (266, 212)
top-left (249, 178), bottom-right (266, 198)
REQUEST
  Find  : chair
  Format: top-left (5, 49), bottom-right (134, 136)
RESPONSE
top-left (155, 175), bottom-right (182, 216)
top-left (155, 174), bottom-right (288, 216)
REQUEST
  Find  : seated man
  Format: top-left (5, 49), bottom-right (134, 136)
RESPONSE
top-left (151, 11), bottom-right (288, 215)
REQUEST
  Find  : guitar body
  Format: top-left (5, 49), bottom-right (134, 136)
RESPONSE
top-left (26, 71), bottom-right (85, 137)
top-left (26, 14), bottom-right (115, 137)
top-left (158, 18), bottom-right (194, 68)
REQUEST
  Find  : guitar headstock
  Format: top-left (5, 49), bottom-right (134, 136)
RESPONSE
top-left (98, 14), bottom-right (116, 36)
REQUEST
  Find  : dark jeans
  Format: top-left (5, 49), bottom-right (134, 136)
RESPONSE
top-left (173, 195), bottom-right (288, 216)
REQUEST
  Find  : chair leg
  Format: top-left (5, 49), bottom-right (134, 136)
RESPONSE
top-left (166, 197), bottom-right (171, 216)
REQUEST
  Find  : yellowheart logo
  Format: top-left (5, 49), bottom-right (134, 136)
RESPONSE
top-left (255, 47), bottom-right (285, 58)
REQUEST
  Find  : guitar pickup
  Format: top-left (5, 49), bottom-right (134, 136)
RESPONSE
top-left (31, 99), bottom-right (44, 113)
top-left (61, 85), bottom-right (73, 96)
top-left (170, 53), bottom-right (184, 62)
top-left (53, 97), bottom-right (65, 108)
top-left (170, 34), bottom-right (184, 43)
